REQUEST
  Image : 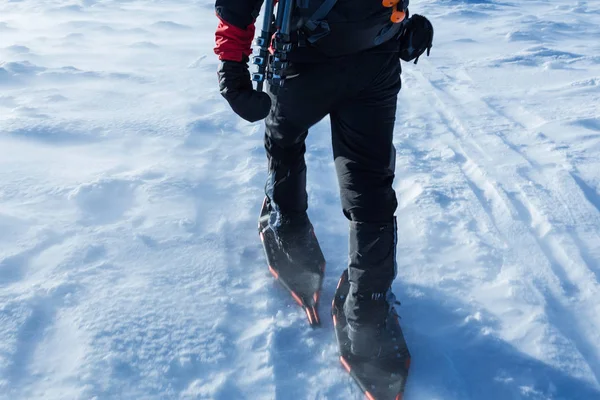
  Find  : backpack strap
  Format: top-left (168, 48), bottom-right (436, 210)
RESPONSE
top-left (302, 0), bottom-right (338, 43)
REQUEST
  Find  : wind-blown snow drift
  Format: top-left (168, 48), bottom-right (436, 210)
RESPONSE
top-left (1, 0), bottom-right (600, 399)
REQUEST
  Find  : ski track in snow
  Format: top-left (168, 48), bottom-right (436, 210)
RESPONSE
top-left (1, 0), bottom-right (600, 399)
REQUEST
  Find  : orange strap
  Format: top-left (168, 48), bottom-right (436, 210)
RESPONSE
top-left (382, 0), bottom-right (406, 23)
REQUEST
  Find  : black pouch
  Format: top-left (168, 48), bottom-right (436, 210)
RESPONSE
top-left (397, 14), bottom-right (434, 64)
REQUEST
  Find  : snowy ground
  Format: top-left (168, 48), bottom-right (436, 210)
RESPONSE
top-left (1, 0), bottom-right (600, 399)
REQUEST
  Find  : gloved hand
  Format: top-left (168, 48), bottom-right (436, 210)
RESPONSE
top-left (218, 58), bottom-right (272, 122)
top-left (397, 14), bottom-right (434, 64)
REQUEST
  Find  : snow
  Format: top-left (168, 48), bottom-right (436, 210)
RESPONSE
top-left (1, 0), bottom-right (599, 399)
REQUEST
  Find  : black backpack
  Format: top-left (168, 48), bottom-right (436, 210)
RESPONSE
top-left (294, 0), bottom-right (410, 57)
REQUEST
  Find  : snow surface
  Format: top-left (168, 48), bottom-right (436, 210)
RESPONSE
top-left (1, 0), bottom-right (600, 399)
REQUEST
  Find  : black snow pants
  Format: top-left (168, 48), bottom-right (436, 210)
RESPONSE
top-left (264, 49), bottom-right (401, 315)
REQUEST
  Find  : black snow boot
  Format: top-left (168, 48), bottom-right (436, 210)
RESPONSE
top-left (344, 290), bottom-right (410, 359)
top-left (340, 218), bottom-right (410, 359)
top-left (268, 209), bottom-right (321, 269)
top-left (258, 198), bottom-right (326, 327)
top-left (332, 269), bottom-right (411, 399)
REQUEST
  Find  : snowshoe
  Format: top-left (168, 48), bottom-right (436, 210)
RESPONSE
top-left (258, 198), bottom-right (326, 327)
top-left (332, 270), bottom-right (411, 400)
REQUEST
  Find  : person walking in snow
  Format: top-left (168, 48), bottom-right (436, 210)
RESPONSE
top-left (214, 0), bottom-right (432, 396)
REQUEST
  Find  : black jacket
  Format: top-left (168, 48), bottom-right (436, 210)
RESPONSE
top-left (214, 0), bottom-right (405, 62)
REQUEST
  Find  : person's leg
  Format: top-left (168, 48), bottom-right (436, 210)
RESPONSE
top-left (264, 62), bottom-right (342, 219)
top-left (259, 64), bottom-right (340, 323)
top-left (330, 51), bottom-right (402, 349)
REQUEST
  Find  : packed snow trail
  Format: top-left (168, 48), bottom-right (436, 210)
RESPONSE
top-left (1, 0), bottom-right (600, 399)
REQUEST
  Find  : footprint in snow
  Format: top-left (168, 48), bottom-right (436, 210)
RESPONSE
top-left (0, 232), bottom-right (65, 288)
top-left (4, 282), bottom-right (81, 388)
top-left (69, 178), bottom-right (140, 225)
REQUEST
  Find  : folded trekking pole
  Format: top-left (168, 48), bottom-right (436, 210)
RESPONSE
top-left (253, 0), bottom-right (295, 94)
top-left (252, 0), bottom-right (274, 92)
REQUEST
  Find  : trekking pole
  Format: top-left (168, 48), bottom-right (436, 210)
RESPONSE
top-left (270, 0), bottom-right (294, 94)
top-left (252, 0), bottom-right (294, 94)
top-left (252, 0), bottom-right (276, 92)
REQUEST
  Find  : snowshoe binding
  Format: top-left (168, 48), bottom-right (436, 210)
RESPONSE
top-left (332, 270), bottom-right (411, 399)
top-left (258, 198), bottom-right (326, 327)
